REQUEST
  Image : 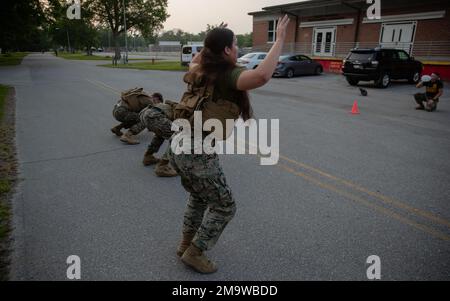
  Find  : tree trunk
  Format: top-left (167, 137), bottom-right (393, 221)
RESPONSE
top-left (112, 32), bottom-right (121, 65)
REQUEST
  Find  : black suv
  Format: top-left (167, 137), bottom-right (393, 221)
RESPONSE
top-left (342, 48), bottom-right (423, 88)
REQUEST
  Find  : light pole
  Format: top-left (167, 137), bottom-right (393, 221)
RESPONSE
top-left (122, 0), bottom-right (128, 63)
top-left (66, 28), bottom-right (71, 53)
top-left (55, 27), bottom-right (71, 53)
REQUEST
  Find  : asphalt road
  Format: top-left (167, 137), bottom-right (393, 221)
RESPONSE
top-left (0, 53), bottom-right (449, 280)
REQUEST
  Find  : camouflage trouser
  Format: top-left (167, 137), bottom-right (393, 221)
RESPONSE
top-left (414, 93), bottom-right (438, 112)
top-left (112, 105), bottom-right (144, 135)
top-left (168, 146), bottom-right (236, 251)
top-left (139, 107), bottom-right (174, 160)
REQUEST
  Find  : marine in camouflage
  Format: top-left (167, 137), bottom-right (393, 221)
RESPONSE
top-left (169, 146), bottom-right (236, 251)
top-left (139, 106), bottom-right (174, 156)
top-left (112, 105), bottom-right (144, 135)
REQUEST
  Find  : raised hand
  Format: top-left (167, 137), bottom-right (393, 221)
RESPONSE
top-left (276, 15), bottom-right (290, 42)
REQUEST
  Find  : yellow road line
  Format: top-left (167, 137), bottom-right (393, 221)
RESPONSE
top-left (86, 79), bottom-right (120, 95)
top-left (239, 138), bottom-right (450, 229)
top-left (279, 154), bottom-right (450, 229)
top-left (278, 164), bottom-right (450, 241)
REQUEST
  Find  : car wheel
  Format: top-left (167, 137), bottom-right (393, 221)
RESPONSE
top-left (376, 73), bottom-right (390, 88)
top-left (346, 77), bottom-right (359, 86)
top-left (409, 71), bottom-right (421, 84)
top-left (286, 69), bottom-right (294, 78)
top-left (315, 66), bottom-right (323, 75)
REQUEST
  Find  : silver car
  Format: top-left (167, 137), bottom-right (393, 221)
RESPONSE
top-left (237, 52), bottom-right (267, 69)
top-left (273, 54), bottom-right (323, 78)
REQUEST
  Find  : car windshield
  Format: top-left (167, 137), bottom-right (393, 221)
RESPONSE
top-left (279, 55), bottom-right (290, 61)
top-left (348, 51), bottom-right (375, 61)
top-left (241, 53), bottom-right (256, 59)
top-left (182, 47), bottom-right (192, 54)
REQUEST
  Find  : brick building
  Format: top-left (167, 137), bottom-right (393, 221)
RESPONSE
top-left (248, 0), bottom-right (450, 79)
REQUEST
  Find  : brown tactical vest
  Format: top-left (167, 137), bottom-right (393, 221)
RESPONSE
top-left (120, 87), bottom-right (158, 112)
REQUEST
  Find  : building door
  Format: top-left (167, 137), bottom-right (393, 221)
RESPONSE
top-left (380, 22), bottom-right (416, 54)
top-left (313, 27), bottom-right (336, 57)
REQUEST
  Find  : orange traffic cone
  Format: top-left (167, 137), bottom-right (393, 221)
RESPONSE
top-left (350, 101), bottom-right (360, 114)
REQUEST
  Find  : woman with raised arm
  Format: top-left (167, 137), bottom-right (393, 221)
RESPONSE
top-left (170, 15), bottom-right (290, 274)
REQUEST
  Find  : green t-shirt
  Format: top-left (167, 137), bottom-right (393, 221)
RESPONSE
top-left (424, 80), bottom-right (443, 99)
top-left (212, 66), bottom-right (246, 104)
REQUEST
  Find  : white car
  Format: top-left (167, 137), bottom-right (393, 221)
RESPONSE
top-left (237, 52), bottom-right (267, 69)
top-left (181, 44), bottom-right (203, 66)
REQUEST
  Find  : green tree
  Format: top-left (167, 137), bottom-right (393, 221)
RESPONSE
top-left (85, 0), bottom-right (169, 60)
top-left (46, 0), bottom-right (99, 54)
top-left (236, 33), bottom-right (253, 48)
top-left (0, 0), bottom-right (47, 52)
top-left (157, 29), bottom-right (204, 45)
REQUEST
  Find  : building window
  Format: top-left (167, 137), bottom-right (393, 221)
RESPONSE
top-left (268, 20), bottom-right (278, 43)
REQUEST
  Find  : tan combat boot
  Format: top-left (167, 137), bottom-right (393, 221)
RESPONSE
top-left (110, 124), bottom-right (123, 137)
top-left (142, 150), bottom-right (160, 166)
top-left (154, 160), bottom-right (178, 177)
top-left (181, 244), bottom-right (218, 274)
top-left (176, 233), bottom-right (195, 257)
top-left (120, 130), bottom-right (140, 145)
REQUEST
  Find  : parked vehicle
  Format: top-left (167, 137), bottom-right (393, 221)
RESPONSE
top-left (342, 48), bottom-right (423, 88)
top-left (237, 52), bottom-right (267, 69)
top-left (181, 44), bottom-right (203, 66)
top-left (273, 54), bottom-right (323, 78)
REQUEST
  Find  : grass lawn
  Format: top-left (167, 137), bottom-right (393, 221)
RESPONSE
top-left (58, 52), bottom-right (149, 61)
top-left (98, 60), bottom-right (188, 71)
top-left (0, 52), bottom-right (28, 66)
top-left (0, 84), bottom-right (15, 280)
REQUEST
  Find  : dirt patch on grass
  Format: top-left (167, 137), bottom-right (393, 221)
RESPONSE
top-left (0, 86), bottom-right (17, 281)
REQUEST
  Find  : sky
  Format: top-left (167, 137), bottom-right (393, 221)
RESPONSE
top-left (162, 0), bottom-right (295, 35)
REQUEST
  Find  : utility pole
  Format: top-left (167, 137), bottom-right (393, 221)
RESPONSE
top-left (122, 0), bottom-right (128, 63)
top-left (66, 28), bottom-right (71, 53)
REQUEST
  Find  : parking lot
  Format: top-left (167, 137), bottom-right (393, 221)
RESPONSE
top-left (1, 53), bottom-right (449, 280)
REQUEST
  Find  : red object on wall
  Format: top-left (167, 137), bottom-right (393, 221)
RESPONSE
top-left (422, 64), bottom-right (450, 81)
top-left (316, 59), bottom-right (343, 74)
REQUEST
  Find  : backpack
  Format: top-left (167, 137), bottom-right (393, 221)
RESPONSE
top-left (153, 100), bottom-right (179, 121)
top-left (121, 87), bottom-right (156, 112)
top-left (173, 69), bottom-right (240, 140)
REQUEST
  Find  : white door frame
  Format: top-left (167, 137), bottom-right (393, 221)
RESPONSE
top-left (312, 26), bottom-right (336, 57)
top-left (379, 21), bottom-right (417, 54)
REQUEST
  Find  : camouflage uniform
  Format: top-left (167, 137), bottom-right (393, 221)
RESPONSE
top-left (112, 104), bottom-right (143, 135)
top-left (139, 105), bottom-right (174, 159)
top-left (112, 88), bottom-right (160, 135)
top-left (168, 145), bottom-right (236, 251)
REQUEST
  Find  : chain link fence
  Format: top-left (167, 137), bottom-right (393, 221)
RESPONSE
top-left (247, 41), bottom-right (450, 60)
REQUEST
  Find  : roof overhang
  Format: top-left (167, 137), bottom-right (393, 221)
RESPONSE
top-left (248, 0), bottom-right (366, 16)
top-left (248, 0), bottom-right (449, 17)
